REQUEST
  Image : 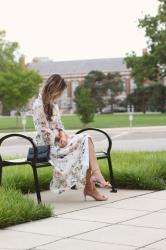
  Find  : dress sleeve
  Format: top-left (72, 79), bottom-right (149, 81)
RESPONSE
top-left (54, 104), bottom-right (65, 131)
top-left (33, 102), bottom-right (59, 145)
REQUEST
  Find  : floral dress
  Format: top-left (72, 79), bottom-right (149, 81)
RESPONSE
top-left (32, 95), bottom-right (90, 194)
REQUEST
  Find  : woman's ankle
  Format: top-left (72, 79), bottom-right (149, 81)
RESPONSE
top-left (91, 169), bottom-right (105, 181)
top-left (91, 170), bottom-right (111, 188)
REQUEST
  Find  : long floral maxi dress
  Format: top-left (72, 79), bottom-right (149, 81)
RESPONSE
top-left (32, 95), bottom-right (90, 194)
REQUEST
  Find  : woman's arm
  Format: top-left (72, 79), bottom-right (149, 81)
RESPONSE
top-left (55, 105), bottom-right (68, 147)
top-left (33, 103), bottom-right (59, 145)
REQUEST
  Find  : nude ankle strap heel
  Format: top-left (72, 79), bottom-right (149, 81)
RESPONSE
top-left (83, 187), bottom-right (108, 201)
top-left (91, 170), bottom-right (111, 188)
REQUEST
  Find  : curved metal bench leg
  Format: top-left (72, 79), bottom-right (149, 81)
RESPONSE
top-left (31, 165), bottom-right (42, 203)
top-left (108, 155), bottom-right (117, 192)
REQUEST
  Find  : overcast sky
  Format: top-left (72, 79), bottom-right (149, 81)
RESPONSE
top-left (0, 0), bottom-right (159, 63)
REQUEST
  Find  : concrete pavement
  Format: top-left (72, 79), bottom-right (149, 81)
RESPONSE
top-left (0, 189), bottom-right (166, 250)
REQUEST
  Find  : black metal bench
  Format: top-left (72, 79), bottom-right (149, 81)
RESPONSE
top-left (0, 128), bottom-right (117, 203)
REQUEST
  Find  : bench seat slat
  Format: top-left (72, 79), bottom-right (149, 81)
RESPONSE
top-left (2, 152), bottom-right (107, 165)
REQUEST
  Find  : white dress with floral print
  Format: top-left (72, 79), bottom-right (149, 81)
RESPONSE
top-left (32, 95), bottom-right (90, 194)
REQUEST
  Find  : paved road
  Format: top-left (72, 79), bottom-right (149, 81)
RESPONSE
top-left (0, 126), bottom-right (166, 157)
top-left (109, 126), bottom-right (166, 152)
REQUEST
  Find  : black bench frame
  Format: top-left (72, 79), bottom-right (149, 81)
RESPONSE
top-left (0, 128), bottom-right (117, 203)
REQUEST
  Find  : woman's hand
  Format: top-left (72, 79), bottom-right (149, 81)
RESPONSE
top-left (58, 131), bottom-right (68, 148)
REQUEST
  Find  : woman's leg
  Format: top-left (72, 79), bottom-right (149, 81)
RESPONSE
top-left (84, 166), bottom-right (108, 201)
top-left (84, 137), bottom-right (109, 201)
top-left (88, 137), bottom-right (110, 187)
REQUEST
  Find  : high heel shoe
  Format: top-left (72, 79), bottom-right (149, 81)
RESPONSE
top-left (84, 187), bottom-right (108, 201)
top-left (90, 170), bottom-right (111, 188)
top-left (84, 168), bottom-right (108, 201)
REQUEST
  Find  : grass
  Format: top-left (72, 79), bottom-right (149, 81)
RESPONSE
top-left (101, 151), bottom-right (166, 190)
top-left (1, 151), bottom-right (166, 193)
top-left (0, 187), bottom-right (52, 228)
top-left (2, 164), bottom-right (52, 193)
top-left (0, 113), bottom-right (166, 132)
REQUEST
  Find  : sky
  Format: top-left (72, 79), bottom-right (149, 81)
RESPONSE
top-left (0, 0), bottom-right (159, 63)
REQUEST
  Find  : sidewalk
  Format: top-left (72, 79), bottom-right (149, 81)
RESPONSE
top-left (0, 188), bottom-right (166, 250)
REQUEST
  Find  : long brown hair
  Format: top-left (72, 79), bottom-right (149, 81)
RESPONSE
top-left (42, 74), bottom-right (67, 121)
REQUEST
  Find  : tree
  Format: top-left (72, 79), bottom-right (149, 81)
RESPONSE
top-left (84, 71), bottom-right (123, 113)
top-left (0, 30), bottom-right (19, 72)
top-left (0, 30), bottom-right (42, 115)
top-left (147, 84), bottom-right (166, 112)
top-left (84, 71), bottom-right (106, 112)
top-left (105, 72), bottom-right (124, 112)
top-left (125, 86), bottom-right (151, 113)
top-left (125, 83), bottom-right (166, 113)
top-left (125, 0), bottom-right (166, 86)
top-left (74, 85), bottom-right (96, 126)
top-left (0, 64), bottom-right (42, 114)
top-left (125, 53), bottom-right (159, 86)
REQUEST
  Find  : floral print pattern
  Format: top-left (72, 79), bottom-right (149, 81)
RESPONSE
top-left (32, 95), bottom-right (90, 194)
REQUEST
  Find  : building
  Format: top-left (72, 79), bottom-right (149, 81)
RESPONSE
top-left (27, 57), bottom-right (135, 113)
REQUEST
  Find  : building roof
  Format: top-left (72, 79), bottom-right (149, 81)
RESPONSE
top-left (27, 57), bottom-right (129, 76)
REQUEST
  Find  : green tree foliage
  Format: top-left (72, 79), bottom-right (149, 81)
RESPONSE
top-left (105, 72), bottom-right (124, 112)
top-left (125, 53), bottom-right (159, 85)
top-left (125, 0), bottom-right (166, 85)
top-left (125, 83), bottom-right (166, 113)
top-left (0, 64), bottom-right (42, 113)
top-left (84, 71), bottom-right (106, 112)
top-left (0, 30), bottom-right (42, 114)
top-left (0, 30), bottom-right (19, 72)
top-left (74, 85), bottom-right (96, 126)
top-left (84, 71), bottom-right (123, 112)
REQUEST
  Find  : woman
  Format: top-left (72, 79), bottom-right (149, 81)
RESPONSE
top-left (33, 74), bottom-right (110, 201)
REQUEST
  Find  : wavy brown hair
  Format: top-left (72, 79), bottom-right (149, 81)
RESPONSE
top-left (42, 74), bottom-right (67, 121)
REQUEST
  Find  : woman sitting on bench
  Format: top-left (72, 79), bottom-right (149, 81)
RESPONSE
top-left (32, 74), bottom-right (110, 201)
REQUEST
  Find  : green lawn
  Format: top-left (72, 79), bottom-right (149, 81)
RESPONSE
top-left (102, 151), bottom-right (166, 190)
top-left (0, 113), bottom-right (166, 132)
top-left (2, 151), bottom-right (166, 193)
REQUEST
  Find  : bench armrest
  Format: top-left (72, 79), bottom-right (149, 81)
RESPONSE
top-left (0, 133), bottom-right (38, 164)
top-left (75, 128), bottom-right (112, 155)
